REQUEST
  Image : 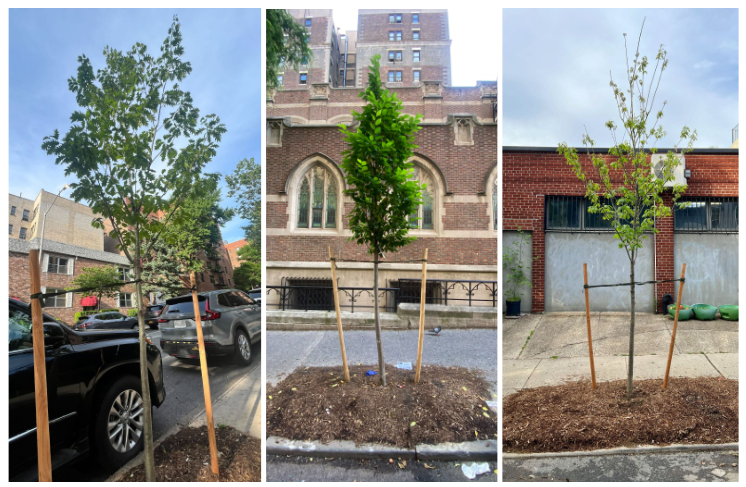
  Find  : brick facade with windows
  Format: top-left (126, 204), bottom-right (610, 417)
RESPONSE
top-left (502, 147), bottom-right (739, 313)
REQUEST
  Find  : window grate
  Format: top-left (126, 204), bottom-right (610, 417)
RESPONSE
top-left (545, 195), bottom-right (638, 233)
top-left (674, 197), bottom-right (738, 233)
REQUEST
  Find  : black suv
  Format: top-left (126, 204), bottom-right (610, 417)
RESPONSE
top-left (8, 298), bottom-right (166, 481)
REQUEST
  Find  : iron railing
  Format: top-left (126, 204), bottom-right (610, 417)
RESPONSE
top-left (266, 285), bottom-right (399, 313)
top-left (392, 278), bottom-right (498, 308)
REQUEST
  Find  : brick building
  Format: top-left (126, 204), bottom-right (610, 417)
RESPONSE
top-left (226, 238), bottom-right (248, 269)
top-left (267, 9), bottom-right (497, 315)
top-left (502, 147), bottom-right (739, 314)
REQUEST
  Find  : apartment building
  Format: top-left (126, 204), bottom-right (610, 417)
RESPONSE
top-left (226, 238), bottom-right (248, 269)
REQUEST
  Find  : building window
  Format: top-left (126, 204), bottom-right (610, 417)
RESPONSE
top-left (297, 166), bottom-right (338, 229)
top-left (413, 70), bottom-right (421, 83)
top-left (408, 166), bottom-right (435, 230)
top-left (19, 228), bottom-right (27, 240)
top-left (388, 71), bottom-right (403, 83)
top-left (9, 224), bottom-right (13, 235)
top-left (340, 69), bottom-right (344, 78)
top-left (210, 274), bottom-right (215, 284)
top-left (44, 288), bottom-right (68, 308)
top-left (389, 14), bottom-right (402, 23)
top-left (10, 206), bottom-right (16, 216)
top-left (47, 256), bottom-right (70, 274)
top-left (118, 267), bottom-right (129, 281)
top-left (389, 31), bottom-right (402, 41)
top-left (29, 224), bottom-right (35, 237)
top-left (675, 197), bottom-right (738, 233)
top-left (413, 13), bottom-right (419, 23)
top-left (388, 51), bottom-right (402, 62)
top-left (413, 30), bottom-right (420, 41)
top-left (305, 18), bottom-right (312, 27)
top-left (413, 50), bottom-right (421, 62)
top-left (299, 73), bottom-right (307, 85)
top-left (277, 74), bottom-right (283, 85)
top-left (267, 121), bottom-right (283, 147)
top-left (119, 293), bottom-right (133, 308)
top-left (22, 209), bottom-right (29, 221)
top-left (201, 273), bottom-right (205, 282)
top-left (455, 117), bottom-right (474, 145)
top-left (544, 196), bottom-right (644, 232)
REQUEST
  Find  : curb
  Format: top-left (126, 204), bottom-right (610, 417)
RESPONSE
top-left (106, 374), bottom-right (251, 482)
top-left (502, 442), bottom-right (740, 460)
top-left (266, 436), bottom-right (497, 462)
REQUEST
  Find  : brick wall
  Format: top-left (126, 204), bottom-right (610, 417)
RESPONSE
top-left (502, 149), bottom-right (739, 313)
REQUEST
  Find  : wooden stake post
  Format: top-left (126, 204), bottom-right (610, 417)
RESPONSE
top-left (663, 263), bottom-right (687, 389)
top-left (415, 249), bottom-right (429, 384)
top-left (583, 263), bottom-right (597, 390)
top-left (329, 248), bottom-right (351, 382)
top-left (29, 249), bottom-right (52, 482)
top-left (190, 271), bottom-right (219, 476)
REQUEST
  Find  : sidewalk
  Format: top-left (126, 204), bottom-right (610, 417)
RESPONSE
top-left (190, 364), bottom-right (262, 438)
top-left (266, 329), bottom-right (497, 390)
top-left (503, 312), bottom-right (738, 396)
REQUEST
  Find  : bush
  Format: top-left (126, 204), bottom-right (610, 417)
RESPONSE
top-left (128, 309), bottom-right (139, 317)
top-left (74, 308), bottom-right (118, 323)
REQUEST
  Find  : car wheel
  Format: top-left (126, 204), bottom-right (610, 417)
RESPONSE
top-left (132, 324), bottom-right (139, 330)
top-left (233, 328), bottom-right (252, 366)
top-left (92, 375), bottom-right (147, 471)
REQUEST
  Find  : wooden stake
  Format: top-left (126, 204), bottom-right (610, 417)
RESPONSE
top-left (29, 249), bottom-right (52, 482)
top-left (190, 271), bottom-right (219, 476)
top-left (415, 249), bottom-right (429, 384)
top-left (329, 248), bottom-right (350, 382)
top-left (663, 263), bottom-right (687, 389)
top-left (583, 263), bottom-right (597, 390)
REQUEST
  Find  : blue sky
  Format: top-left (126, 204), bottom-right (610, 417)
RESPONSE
top-left (503, 9), bottom-right (738, 148)
top-left (9, 8), bottom-right (261, 243)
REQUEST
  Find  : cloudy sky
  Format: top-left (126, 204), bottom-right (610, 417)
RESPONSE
top-left (503, 8), bottom-right (738, 148)
top-left (9, 8), bottom-right (261, 243)
top-left (331, 9), bottom-right (499, 86)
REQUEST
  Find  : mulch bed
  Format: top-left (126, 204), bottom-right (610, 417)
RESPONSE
top-left (503, 377), bottom-right (738, 453)
top-left (120, 425), bottom-right (260, 482)
top-left (267, 364), bottom-right (497, 448)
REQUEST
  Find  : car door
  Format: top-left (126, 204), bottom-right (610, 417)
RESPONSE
top-left (215, 292), bottom-right (237, 342)
top-left (110, 312), bottom-right (130, 329)
top-left (8, 304), bottom-right (81, 478)
top-left (234, 291), bottom-right (261, 340)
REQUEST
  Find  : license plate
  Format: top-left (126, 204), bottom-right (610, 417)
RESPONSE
top-left (174, 320), bottom-right (188, 328)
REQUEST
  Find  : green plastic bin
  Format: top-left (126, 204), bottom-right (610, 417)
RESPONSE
top-left (691, 304), bottom-right (718, 321)
top-left (718, 305), bottom-right (739, 321)
top-left (667, 304), bottom-right (692, 321)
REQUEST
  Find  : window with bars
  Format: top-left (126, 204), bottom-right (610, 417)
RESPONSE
top-left (545, 196), bottom-right (643, 232)
top-left (297, 166), bottom-right (338, 229)
top-left (674, 197), bottom-right (738, 233)
top-left (408, 166), bottom-right (435, 230)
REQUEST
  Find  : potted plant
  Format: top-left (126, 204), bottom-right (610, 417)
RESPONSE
top-left (503, 227), bottom-right (535, 316)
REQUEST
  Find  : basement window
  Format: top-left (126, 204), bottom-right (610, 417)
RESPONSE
top-left (545, 196), bottom-right (651, 232)
top-left (674, 197), bottom-right (738, 233)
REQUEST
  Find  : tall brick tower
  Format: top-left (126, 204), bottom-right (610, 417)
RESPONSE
top-left (279, 9), bottom-right (342, 90)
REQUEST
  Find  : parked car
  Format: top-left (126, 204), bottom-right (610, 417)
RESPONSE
top-left (248, 287), bottom-right (261, 306)
top-left (73, 311), bottom-right (139, 331)
top-left (144, 304), bottom-right (166, 329)
top-left (8, 298), bottom-right (166, 481)
top-left (158, 289), bottom-right (260, 366)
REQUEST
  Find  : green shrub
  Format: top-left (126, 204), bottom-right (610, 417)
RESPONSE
top-left (74, 308), bottom-right (118, 323)
top-left (128, 309), bottom-right (139, 317)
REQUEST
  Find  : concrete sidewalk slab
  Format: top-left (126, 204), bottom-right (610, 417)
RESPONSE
top-left (520, 314), bottom-right (592, 359)
top-left (190, 365), bottom-right (262, 438)
top-left (523, 356), bottom-right (627, 389)
top-left (266, 331), bottom-right (326, 385)
top-left (502, 314), bottom-right (544, 359)
top-left (706, 353), bottom-right (739, 379)
top-left (503, 359), bottom-right (541, 390)
top-left (672, 329), bottom-right (739, 354)
top-left (631, 354), bottom-right (719, 381)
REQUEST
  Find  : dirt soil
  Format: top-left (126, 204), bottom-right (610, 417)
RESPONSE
top-left (503, 377), bottom-right (738, 453)
top-left (267, 364), bottom-right (497, 448)
top-left (120, 425), bottom-right (260, 482)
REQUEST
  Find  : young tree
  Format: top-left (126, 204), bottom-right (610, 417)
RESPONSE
top-left (266, 9), bottom-right (311, 91)
top-left (41, 17), bottom-right (225, 479)
top-left (226, 158), bottom-right (261, 249)
top-left (558, 20), bottom-right (696, 400)
top-left (233, 244), bottom-right (260, 290)
top-left (339, 55), bottom-right (424, 386)
top-left (66, 265), bottom-right (123, 312)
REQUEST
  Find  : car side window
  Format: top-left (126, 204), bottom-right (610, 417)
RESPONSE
top-left (217, 293), bottom-right (234, 308)
top-left (235, 291), bottom-right (256, 306)
top-left (9, 307), bottom-right (33, 352)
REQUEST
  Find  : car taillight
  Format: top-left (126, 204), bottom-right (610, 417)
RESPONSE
top-left (202, 299), bottom-right (221, 321)
top-left (157, 318), bottom-right (167, 323)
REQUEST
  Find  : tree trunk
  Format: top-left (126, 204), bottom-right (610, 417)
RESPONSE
top-left (627, 262), bottom-right (636, 400)
top-left (135, 239), bottom-right (156, 481)
top-left (373, 252), bottom-right (386, 386)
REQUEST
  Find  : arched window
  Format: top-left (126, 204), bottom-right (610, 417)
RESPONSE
top-left (408, 166), bottom-right (435, 230)
top-left (296, 166), bottom-right (338, 229)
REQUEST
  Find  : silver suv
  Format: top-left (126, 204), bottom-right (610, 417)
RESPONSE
top-left (158, 289), bottom-right (260, 366)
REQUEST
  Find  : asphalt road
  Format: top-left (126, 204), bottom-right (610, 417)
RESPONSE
top-left (503, 450), bottom-right (739, 482)
top-left (53, 328), bottom-right (260, 482)
top-left (266, 455), bottom-right (498, 482)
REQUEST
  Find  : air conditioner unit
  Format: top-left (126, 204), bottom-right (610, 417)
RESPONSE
top-left (650, 153), bottom-right (687, 187)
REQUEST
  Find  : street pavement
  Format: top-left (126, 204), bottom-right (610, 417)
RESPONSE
top-left (503, 450), bottom-right (739, 482)
top-left (267, 456), bottom-right (498, 482)
top-left (53, 328), bottom-right (260, 482)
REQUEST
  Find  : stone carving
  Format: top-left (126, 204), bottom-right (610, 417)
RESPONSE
top-left (311, 84), bottom-right (329, 98)
top-left (423, 81), bottom-right (442, 96)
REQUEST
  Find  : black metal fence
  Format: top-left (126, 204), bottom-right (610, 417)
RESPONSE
top-left (266, 278), bottom-right (497, 312)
